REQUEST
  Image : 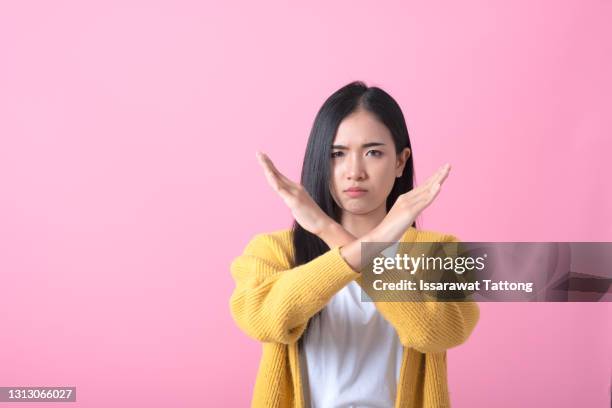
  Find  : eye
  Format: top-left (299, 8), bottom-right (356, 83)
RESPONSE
top-left (367, 150), bottom-right (383, 157)
top-left (331, 151), bottom-right (344, 158)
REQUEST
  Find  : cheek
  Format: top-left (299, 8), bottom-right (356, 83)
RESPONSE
top-left (371, 163), bottom-right (397, 196)
top-left (333, 164), bottom-right (347, 186)
top-left (329, 169), bottom-right (342, 199)
top-left (372, 161), bottom-right (396, 182)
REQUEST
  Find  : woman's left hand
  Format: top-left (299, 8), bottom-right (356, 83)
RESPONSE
top-left (256, 151), bottom-right (333, 235)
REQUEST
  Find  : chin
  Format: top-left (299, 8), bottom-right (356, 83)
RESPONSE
top-left (342, 203), bottom-right (378, 215)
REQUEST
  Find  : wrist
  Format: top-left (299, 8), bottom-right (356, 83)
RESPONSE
top-left (365, 225), bottom-right (385, 243)
top-left (316, 216), bottom-right (335, 235)
top-left (318, 219), bottom-right (353, 248)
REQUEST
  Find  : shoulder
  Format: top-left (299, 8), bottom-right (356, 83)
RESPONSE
top-left (240, 228), bottom-right (294, 266)
top-left (401, 226), bottom-right (461, 243)
top-left (246, 228), bottom-right (293, 248)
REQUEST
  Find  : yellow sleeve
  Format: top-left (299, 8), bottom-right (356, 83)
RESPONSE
top-left (357, 233), bottom-right (480, 353)
top-left (229, 232), bottom-right (361, 344)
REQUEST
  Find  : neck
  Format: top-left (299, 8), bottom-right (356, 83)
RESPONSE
top-left (340, 202), bottom-right (387, 238)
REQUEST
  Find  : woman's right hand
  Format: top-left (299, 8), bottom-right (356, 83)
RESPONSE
top-left (373, 163), bottom-right (452, 243)
top-left (256, 151), bottom-right (334, 236)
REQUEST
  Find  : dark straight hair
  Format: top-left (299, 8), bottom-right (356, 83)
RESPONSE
top-left (291, 81), bottom-right (416, 268)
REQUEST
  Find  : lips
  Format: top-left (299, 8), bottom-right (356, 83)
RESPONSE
top-left (344, 187), bottom-right (368, 198)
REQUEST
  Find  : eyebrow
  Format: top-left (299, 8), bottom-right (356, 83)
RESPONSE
top-left (331, 142), bottom-right (386, 150)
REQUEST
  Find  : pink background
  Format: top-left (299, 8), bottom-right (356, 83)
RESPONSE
top-left (1, 1), bottom-right (611, 407)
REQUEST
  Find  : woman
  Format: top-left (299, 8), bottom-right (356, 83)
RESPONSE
top-left (230, 81), bottom-right (480, 408)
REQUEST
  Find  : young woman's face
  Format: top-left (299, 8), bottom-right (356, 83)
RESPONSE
top-left (329, 109), bottom-right (411, 216)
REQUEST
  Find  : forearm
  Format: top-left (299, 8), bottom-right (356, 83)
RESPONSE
top-left (318, 222), bottom-right (392, 272)
top-left (230, 233), bottom-right (362, 344)
top-left (318, 221), bottom-right (355, 248)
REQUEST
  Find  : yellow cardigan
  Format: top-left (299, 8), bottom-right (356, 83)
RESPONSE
top-left (229, 226), bottom-right (480, 408)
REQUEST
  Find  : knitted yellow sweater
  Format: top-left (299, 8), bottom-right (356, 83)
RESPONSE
top-left (229, 226), bottom-right (480, 408)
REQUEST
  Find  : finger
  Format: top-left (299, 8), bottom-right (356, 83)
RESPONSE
top-left (426, 164), bottom-right (447, 183)
top-left (258, 152), bottom-right (298, 187)
top-left (261, 156), bottom-right (303, 198)
top-left (436, 163), bottom-right (451, 185)
top-left (257, 152), bottom-right (284, 180)
top-left (258, 154), bottom-right (288, 190)
top-left (261, 163), bottom-right (281, 192)
top-left (411, 183), bottom-right (442, 215)
top-left (428, 163), bottom-right (451, 186)
top-left (257, 153), bottom-right (301, 201)
top-left (412, 167), bottom-right (447, 209)
top-left (260, 152), bottom-right (283, 177)
top-left (257, 152), bottom-right (281, 186)
top-left (408, 183), bottom-right (435, 201)
top-left (410, 165), bottom-right (447, 197)
top-left (414, 179), bottom-right (443, 203)
top-left (411, 163), bottom-right (450, 194)
top-left (424, 182), bottom-right (442, 206)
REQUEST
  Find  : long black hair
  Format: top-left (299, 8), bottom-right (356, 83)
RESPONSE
top-left (291, 81), bottom-right (416, 267)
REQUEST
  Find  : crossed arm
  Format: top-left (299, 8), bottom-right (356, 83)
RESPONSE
top-left (230, 227), bottom-right (480, 353)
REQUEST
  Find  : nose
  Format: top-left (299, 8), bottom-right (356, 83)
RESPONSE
top-left (346, 152), bottom-right (366, 181)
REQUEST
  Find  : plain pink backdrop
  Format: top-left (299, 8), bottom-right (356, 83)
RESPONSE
top-left (1, 0), bottom-right (611, 407)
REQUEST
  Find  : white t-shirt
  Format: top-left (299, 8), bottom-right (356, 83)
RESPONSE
top-left (298, 242), bottom-right (404, 408)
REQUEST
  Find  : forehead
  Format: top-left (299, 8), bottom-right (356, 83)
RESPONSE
top-left (333, 109), bottom-right (393, 144)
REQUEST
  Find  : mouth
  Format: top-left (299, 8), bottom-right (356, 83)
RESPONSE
top-left (344, 188), bottom-right (368, 198)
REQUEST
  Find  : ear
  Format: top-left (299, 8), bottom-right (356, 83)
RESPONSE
top-left (396, 148), bottom-right (411, 178)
